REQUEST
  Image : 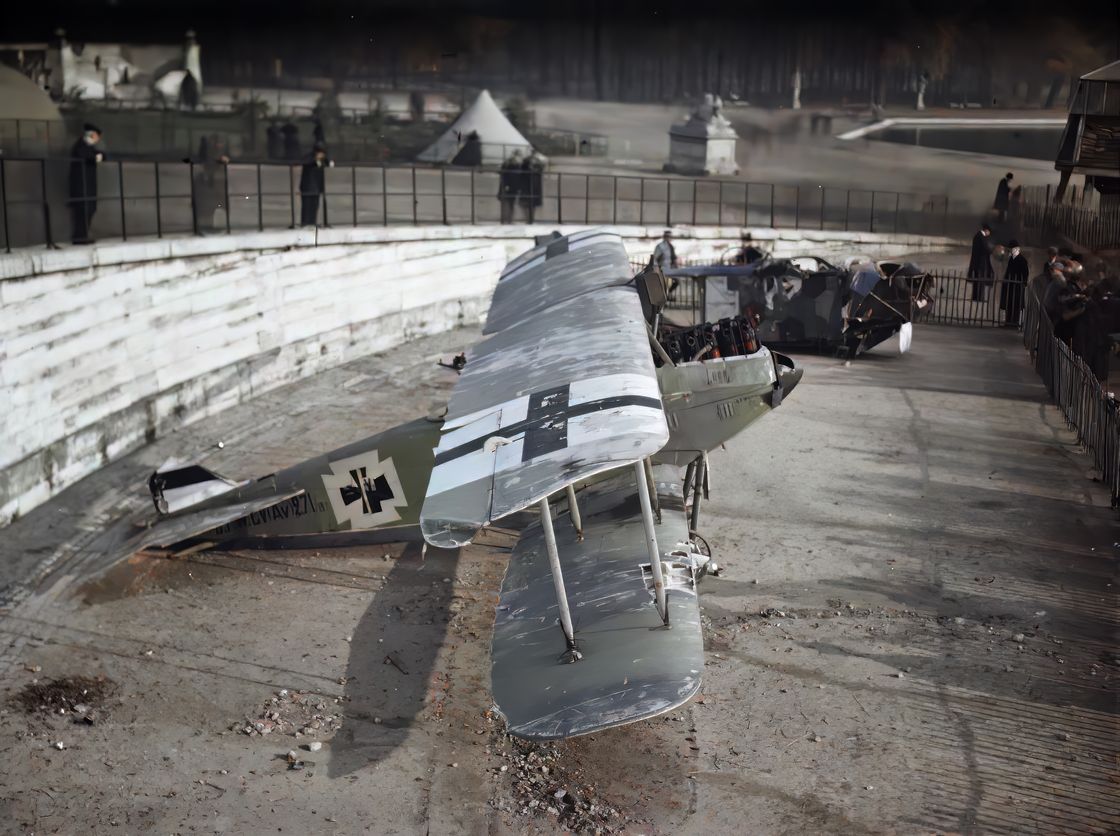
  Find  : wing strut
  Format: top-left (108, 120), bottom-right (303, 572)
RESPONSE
top-left (634, 461), bottom-right (670, 625)
top-left (689, 454), bottom-right (707, 532)
top-left (643, 457), bottom-right (661, 523)
top-left (565, 484), bottom-right (584, 541)
top-left (539, 497), bottom-right (583, 662)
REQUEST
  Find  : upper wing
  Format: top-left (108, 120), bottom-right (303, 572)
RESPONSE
top-left (420, 279), bottom-right (668, 548)
top-left (484, 231), bottom-right (633, 334)
top-left (497, 229), bottom-right (626, 285)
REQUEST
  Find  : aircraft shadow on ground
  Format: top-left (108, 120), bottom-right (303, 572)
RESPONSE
top-left (328, 543), bottom-right (460, 778)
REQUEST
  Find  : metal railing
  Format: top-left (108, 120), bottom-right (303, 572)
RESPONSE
top-left (913, 271), bottom-right (1029, 328)
top-left (1022, 288), bottom-right (1120, 507)
top-left (0, 156), bottom-right (951, 252)
top-left (629, 260), bottom-right (1030, 327)
top-left (1019, 200), bottom-right (1120, 253)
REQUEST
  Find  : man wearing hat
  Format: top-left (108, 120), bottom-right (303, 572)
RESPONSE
top-left (299, 142), bottom-right (333, 227)
top-left (1000, 239), bottom-right (1029, 327)
top-left (653, 229), bottom-right (678, 269)
top-left (993, 172), bottom-right (1013, 223)
top-left (967, 222), bottom-right (994, 302)
top-left (69, 123), bottom-right (105, 244)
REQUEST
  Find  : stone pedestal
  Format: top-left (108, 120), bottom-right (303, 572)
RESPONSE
top-left (664, 94), bottom-right (740, 177)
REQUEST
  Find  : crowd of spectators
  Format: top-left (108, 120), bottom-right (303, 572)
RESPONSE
top-left (1033, 246), bottom-right (1120, 383)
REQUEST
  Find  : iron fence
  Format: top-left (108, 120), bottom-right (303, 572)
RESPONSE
top-left (913, 271), bottom-right (1029, 328)
top-left (1021, 288), bottom-right (1120, 507)
top-left (0, 155), bottom-right (951, 252)
top-left (1019, 200), bottom-right (1120, 253)
top-left (628, 260), bottom-right (1032, 328)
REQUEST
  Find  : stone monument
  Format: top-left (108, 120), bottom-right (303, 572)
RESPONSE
top-left (664, 93), bottom-right (740, 177)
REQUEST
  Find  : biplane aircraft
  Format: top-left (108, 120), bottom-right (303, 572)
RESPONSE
top-left (115, 229), bottom-right (802, 740)
top-left (665, 249), bottom-right (933, 357)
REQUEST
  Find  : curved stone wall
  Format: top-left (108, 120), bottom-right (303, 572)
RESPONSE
top-left (0, 224), bottom-right (956, 523)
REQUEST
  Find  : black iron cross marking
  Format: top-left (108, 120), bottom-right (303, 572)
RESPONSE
top-left (522, 385), bottom-right (570, 462)
top-left (339, 467), bottom-right (395, 514)
top-left (432, 385), bottom-right (662, 467)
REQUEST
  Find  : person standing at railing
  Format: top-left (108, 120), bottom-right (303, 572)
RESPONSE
top-left (653, 229), bottom-right (678, 270)
top-left (993, 172), bottom-right (1013, 223)
top-left (1029, 249), bottom-right (1059, 305)
top-left (1041, 246), bottom-right (1060, 277)
top-left (1000, 240), bottom-right (1029, 327)
top-left (450, 131), bottom-right (482, 166)
top-left (282, 122), bottom-right (300, 161)
top-left (189, 135), bottom-right (231, 233)
top-left (967, 222), bottom-right (994, 302)
top-left (498, 150), bottom-right (523, 224)
top-left (1074, 272), bottom-right (1118, 382)
top-left (179, 70), bottom-right (200, 111)
top-left (68, 123), bottom-right (104, 245)
top-left (520, 151), bottom-right (545, 224)
top-left (266, 124), bottom-right (283, 160)
top-left (299, 142), bottom-right (333, 227)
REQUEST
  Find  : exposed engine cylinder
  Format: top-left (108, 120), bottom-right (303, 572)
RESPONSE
top-left (658, 315), bottom-right (760, 365)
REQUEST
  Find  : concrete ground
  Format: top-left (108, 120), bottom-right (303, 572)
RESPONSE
top-left (0, 323), bottom-right (1117, 835)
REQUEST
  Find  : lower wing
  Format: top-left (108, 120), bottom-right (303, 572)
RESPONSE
top-left (491, 466), bottom-right (706, 740)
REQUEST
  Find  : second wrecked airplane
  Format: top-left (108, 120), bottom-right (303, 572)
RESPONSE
top-left (123, 228), bottom-right (803, 739)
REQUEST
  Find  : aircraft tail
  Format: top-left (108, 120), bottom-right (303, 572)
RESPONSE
top-left (148, 461), bottom-right (245, 515)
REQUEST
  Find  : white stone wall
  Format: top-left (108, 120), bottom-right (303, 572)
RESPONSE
top-left (0, 224), bottom-right (957, 523)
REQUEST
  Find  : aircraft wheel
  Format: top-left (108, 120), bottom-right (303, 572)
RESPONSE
top-left (688, 530), bottom-right (712, 557)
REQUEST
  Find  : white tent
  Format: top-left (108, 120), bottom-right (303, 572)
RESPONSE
top-left (416, 89), bottom-right (537, 165)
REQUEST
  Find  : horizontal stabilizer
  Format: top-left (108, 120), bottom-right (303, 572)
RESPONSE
top-left (131, 489), bottom-right (306, 553)
top-left (491, 468), bottom-right (704, 740)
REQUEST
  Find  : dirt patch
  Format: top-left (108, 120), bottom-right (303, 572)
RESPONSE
top-left (490, 731), bottom-right (630, 834)
top-left (12, 674), bottom-right (116, 721)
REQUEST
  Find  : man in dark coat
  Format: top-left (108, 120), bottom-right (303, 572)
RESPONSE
top-left (993, 172), bottom-right (1013, 222)
top-left (281, 123), bottom-right (300, 161)
top-left (179, 71), bottom-right (200, 110)
top-left (519, 151), bottom-right (545, 223)
top-left (967, 222), bottom-right (994, 301)
top-left (68, 123), bottom-right (104, 244)
top-left (266, 124), bottom-right (282, 160)
top-left (1000, 239), bottom-right (1029, 327)
top-left (190, 135), bottom-right (231, 233)
top-left (450, 130), bottom-right (482, 167)
top-left (299, 143), bottom-right (332, 227)
top-left (497, 151), bottom-right (523, 224)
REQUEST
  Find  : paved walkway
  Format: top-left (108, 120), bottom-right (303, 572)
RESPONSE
top-left (0, 324), bottom-right (1115, 834)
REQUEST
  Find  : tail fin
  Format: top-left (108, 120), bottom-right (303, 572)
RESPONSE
top-left (148, 461), bottom-right (243, 515)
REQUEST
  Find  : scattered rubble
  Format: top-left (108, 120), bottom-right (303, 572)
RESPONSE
top-left (234, 689), bottom-right (343, 739)
top-left (489, 725), bottom-right (628, 834)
